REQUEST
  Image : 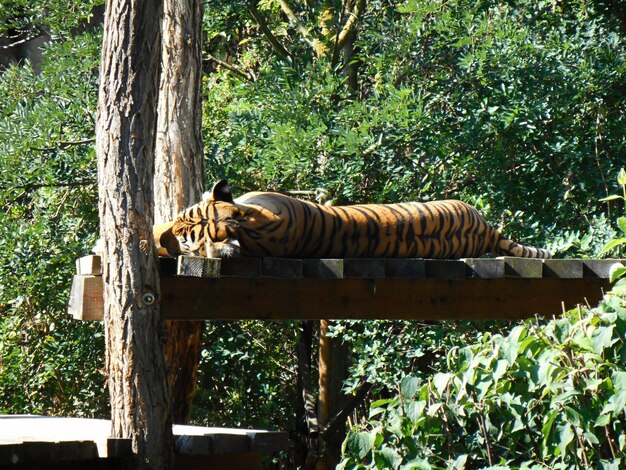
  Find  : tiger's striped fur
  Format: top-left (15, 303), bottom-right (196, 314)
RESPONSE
top-left (153, 181), bottom-right (551, 259)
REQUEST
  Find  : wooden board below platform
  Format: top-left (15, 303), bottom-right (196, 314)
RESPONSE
top-left (0, 415), bottom-right (288, 465)
top-left (70, 275), bottom-right (611, 321)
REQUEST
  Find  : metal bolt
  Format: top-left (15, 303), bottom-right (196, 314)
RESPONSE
top-left (142, 292), bottom-right (156, 305)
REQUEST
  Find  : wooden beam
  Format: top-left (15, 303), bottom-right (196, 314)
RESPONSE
top-left (70, 275), bottom-right (610, 321)
top-left (0, 415), bottom-right (288, 461)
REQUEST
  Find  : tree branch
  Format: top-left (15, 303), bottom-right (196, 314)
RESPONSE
top-left (320, 381), bottom-right (373, 439)
top-left (0, 28), bottom-right (45, 50)
top-left (334, 0), bottom-right (365, 51)
top-left (276, 0), bottom-right (329, 57)
top-left (248, 3), bottom-right (292, 59)
top-left (0, 180), bottom-right (96, 191)
top-left (203, 54), bottom-right (256, 81)
top-left (32, 137), bottom-right (96, 152)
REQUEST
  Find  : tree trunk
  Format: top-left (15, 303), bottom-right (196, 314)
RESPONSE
top-left (95, 0), bottom-right (173, 468)
top-left (154, 0), bottom-right (205, 425)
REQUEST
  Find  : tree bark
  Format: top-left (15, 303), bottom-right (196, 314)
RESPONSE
top-left (154, 0), bottom-right (205, 425)
top-left (95, 0), bottom-right (173, 468)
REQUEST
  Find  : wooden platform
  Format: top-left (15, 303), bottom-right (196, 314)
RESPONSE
top-left (68, 256), bottom-right (622, 321)
top-left (0, 415), bottom-right (288, 469)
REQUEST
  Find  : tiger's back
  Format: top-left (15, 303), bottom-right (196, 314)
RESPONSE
top-left (156, 183), bottom-right (550, 260)
top-left (232, 192), bottom-right (549, 259)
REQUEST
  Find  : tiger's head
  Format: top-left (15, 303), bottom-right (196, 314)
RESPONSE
top-left (155, 180), bottom-right (245, 258)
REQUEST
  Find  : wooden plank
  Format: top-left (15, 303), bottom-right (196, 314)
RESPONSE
top-left (0, 416), bottom-right (288, 461)
top-left (220, 258), bottom-right (262, 277)
top-left (175, 433), bottom-right (252, 455)
top-left (162, 277), bottom-right (609, 321)
top-left (543, 259), bottom-right (583, 278)
top-left (160, 257), bottom-right (178, 276)
top-left (262, 258), bottom-right (303, 278)
top-left (0, 443), bottom-right (24, 465)
top-left (583, 259), bottom-right (625, 278)
top-left (463, 258), bottom-right (505, 278)
top-left (344, 259), bottom-right (386, 278)
top-left (177, 256), bottom-right (221, 278)
top-left (76, 255), bottom-right (102, 276)
top-left (26, 441), bottom-right (99, 462)
top-left (501, 257), bottom-right (543, 278)
top-left (175, 435), bottom-right (212, 454)
top-left (385, 259), bottom-right (425, 278)
top-left (67, 276), bottom-right (104, 321)
top-left (424, 259), bottom-right (466, 278)
top-left (107, 438), bottom-right (133, 458)
top-left (69, 275), bottom-right (610, 321)
top-left (0, 416), bottom-right (111, 458)
top-left (246, 430), bottom-right (290, 453)
top-left (176, 453), bottom-right (262, 470)
top-left (303, 259), bottom-right (344, 278)
top-left (77, 255), bottom-right (620, 280)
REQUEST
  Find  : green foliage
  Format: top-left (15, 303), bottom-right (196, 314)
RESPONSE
top-left (0, 0), bottom-right (103, 38)
top-left (191, 321), bottom-right (300, 430)
top-left (329, 320), bottom-right (508, 395)
top-left (204, 0), bottom-right (625, 247)
top-left (599, 168), bottom-right (626, 258)
top-left (339, 292), bottom-right (626, 469)
top-left (0, 33), bottom-right (104, 416)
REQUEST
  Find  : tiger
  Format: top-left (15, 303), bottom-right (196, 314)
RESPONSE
top-left (153, 180), bottom-right (551, 260)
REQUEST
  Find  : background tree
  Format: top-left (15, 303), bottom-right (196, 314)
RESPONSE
top-left (155, 0), bottom-right (205, 425)
top-left (95, 0), bottom-right (173, 467)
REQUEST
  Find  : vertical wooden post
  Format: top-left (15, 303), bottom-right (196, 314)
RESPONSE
top-left (95, 0), bottom-right (173, 467)
top-left (316, 319), bottom-right (332, 469)
top-left (317, 320), bottom-right (350, 469)
top-left (154, 0), bottom-right (205, 425)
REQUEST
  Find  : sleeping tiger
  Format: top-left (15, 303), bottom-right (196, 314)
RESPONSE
top-left (153, 180), bottom-right (550, 260)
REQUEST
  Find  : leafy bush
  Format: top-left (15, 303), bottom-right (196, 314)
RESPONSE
top-left (0, 33), bottom-right (104, 416)
top-left (329, 320), bottom-right (510, 395)
top-left (340, 170), bottom-right (626, 468)
top-left (599, 169), bottom-right (626, 259)
top-left (339, 289), bottom-right (626, 469)
top-left (191, 320), bottom-right (300, 430)
top-left (204, 0), bottom-right (625, 247)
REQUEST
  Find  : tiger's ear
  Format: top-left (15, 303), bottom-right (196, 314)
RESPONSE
top-left (204, 179), bottom-right (234, 203)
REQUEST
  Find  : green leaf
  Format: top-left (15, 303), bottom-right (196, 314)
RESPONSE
top-left (612, 371), bottom-right (626, 390)
top-left (612, 278), bottom-right (626, 296)
top-left (452, 455), bottom-right (468, 469)
top-left (557, 423), bottom-right (575, 456)
top-left (619, 217), bottom-right (626, 235)
top-left (375, 447), bottom-right (402, 470)
top-left (542, 411), bottom-right (558, 450)
top-left (432, 373), bottom-right (453, 395)
top-left (595, 414), bottom-right (611, 427)
top-left (401, 457), bottom-right (431, 470)
top-left (598, 459), bottom-right (622, 470)
top-left (601, 238), bottom-right (626, 255)
top-left (401, 376), bottom-right (420, 400)
top-left (347, 431), bottom-right (373, 459)
top-left (405, 400), bottom-right (426, 424)
top-left (371, 398), bottom-right (396, 409)
top-left (592, 325), bottom-right (616, 355)
top-left (609, 264), bottom-right (626, 283)
top-left (599, 195), bottom-right (623, 202)
top-left (602, 390), bottom-right (626, 417)
top-left (502, 325), bottom-right (527, 364)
